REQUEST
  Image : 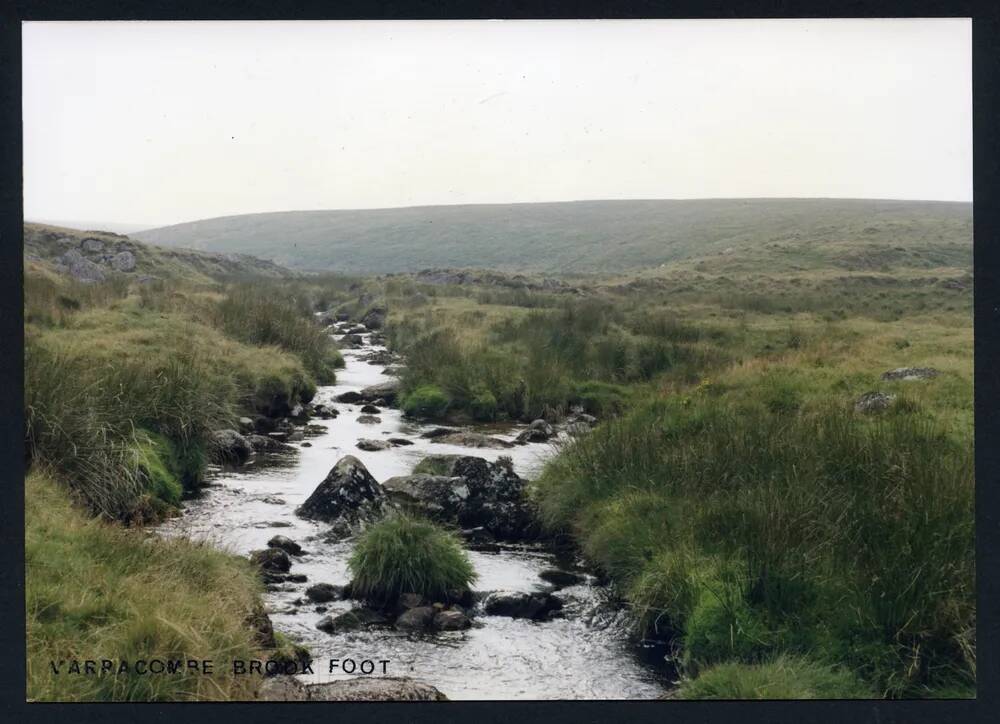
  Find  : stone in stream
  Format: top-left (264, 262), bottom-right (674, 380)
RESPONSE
top-left (356, 438), bottom-right (392, 451)
top-left (395, 606), bottom-right (435, 632)
top-left (247, 434), bottom-right (296, 453)
top-left (357, 414), bottom-right (382, 424)
top-left (335, 390), bottom-right (364, 403)
top-left (515, 419), bottom-right (555, 444)
top-left (315, 608), bottom-right (389, 634)
top-left (267, 535), bottom-right (303, 556)
top-left (388, 437), bottom-right (414, 446)
top-left (209, 429), bottom-right (253, 465)
top-left (359, 380), bottom-right (401, 404)
top-left (258, 675), bottom-right (448, 701)
top-left (305, 582), bottom-right (345, 603)
top-left (295, 456), bottom-right (394, 539)
top-left (238, 416), bottom-right (255, 433)
top-left (359, 404), bottom-right (381, 414)
top-left (362, 350), bottom-right (394, 366)
top-left (482, 591), bottom-right (563, 620)
top-left (431, 431), bottom-right (513, 449)
top-left (434, 609), bottom-right (472, 631)
top-left (880, 367), bottom-right (940, 382)
top-left (420, 427), bottom-right (459, 439)
top-left (250, 548), bottom-right (292, 573)
top-left (339, 334), bottom-right (365, 348)
top-left (382, 474), bottom-right (469, 518)
top-left (538, 568), bottom-right (585, 588)
top-left (361, 306), bottom-right (387, 330)
top-left (404, 455), bottom-right (538, 540)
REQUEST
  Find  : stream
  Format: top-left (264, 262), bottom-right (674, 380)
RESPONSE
top-left (157, 324), bottom-right (670, 700)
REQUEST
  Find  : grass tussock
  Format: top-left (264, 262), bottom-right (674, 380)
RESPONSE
top-left (348, 514), bottom-right (477, 605)
top-left (26, 471), bottom-right (265, 701)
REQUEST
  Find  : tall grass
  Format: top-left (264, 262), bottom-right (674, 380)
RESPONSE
top-left (534, 388), bottom-right (974, 697)
top-left (24, 336), bottom-right (147, 519)
top-left (348, 514), bottom-right (477, 605)
top-left (388, 296), bottom-right (730, 420)
top-left (214, 282), bottom-right (343, 383)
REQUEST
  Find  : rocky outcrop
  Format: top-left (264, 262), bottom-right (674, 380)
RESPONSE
top-left (210, 429), bottom-right (252, 464)
top-left (881, 367), bottom-right (940, 381)
top-left (56, 248), bottom-right (106, 283)
top-left (295, 456), bottom-right (393, 539)
top-left (357, 415), bottom-right (382, 425)
top-left (258, 675), bottom-right (448, 701)
top-left (855, 391), bottom-right (896, 413)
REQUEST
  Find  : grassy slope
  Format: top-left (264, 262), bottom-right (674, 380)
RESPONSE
top-left (26, 470), bottom-right (266, 701)
top-left (23, 266), bottom-right (338, 700)
top-left (133, 198), bottom-right (972, 275)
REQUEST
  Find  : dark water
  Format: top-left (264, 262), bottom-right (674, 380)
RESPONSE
top-left (157, 328), bottom-right (670, 700)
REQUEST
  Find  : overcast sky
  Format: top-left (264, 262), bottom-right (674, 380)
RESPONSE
top-left (23, 19), bottom-right (971, 229)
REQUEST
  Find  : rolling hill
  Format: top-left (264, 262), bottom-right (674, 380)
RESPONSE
top-left (133, 199), bottom-right (972, 276)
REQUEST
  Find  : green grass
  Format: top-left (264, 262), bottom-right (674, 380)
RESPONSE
top-left (347, 514), bottom-right (477, 606)
top-left (401, 384), bottom-right (451, 419)
top-left (676, 654), bottom-right (873, 699)
top-left (533, 377), bottom-right (974, 698)
top-left (213, 281), bottom-right (343, 383)
top-left (24, 271), bottom-right (326, 519)
top-left (25, 471), bottom-right (267, 701)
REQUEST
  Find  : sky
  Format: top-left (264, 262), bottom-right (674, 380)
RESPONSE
top-left (22, 19), bottom-right (972, 229)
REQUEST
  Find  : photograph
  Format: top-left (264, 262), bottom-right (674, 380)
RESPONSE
top-left (20, 18), bottom-right (974, 703)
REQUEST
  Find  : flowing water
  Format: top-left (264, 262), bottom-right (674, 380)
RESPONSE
top-left (157, 327), bottom-right (670, 700)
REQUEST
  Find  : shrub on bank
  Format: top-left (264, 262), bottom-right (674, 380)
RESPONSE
top-left (401, 385), bottom-right (451, 419)
top-left (347, 514), bottom-right (476, 605)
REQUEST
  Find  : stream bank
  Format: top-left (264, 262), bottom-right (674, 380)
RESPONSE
top-left (157, 320), bottom-right (671, 700)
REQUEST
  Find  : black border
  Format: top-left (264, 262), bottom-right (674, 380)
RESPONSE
top-left (1, 3), bottom-right (997, 723)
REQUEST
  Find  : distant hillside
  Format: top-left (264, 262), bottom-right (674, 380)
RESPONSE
top-left (134, 199), bottom-right (972, 276)
top-left (24, 223), bottom-right (296, 284)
